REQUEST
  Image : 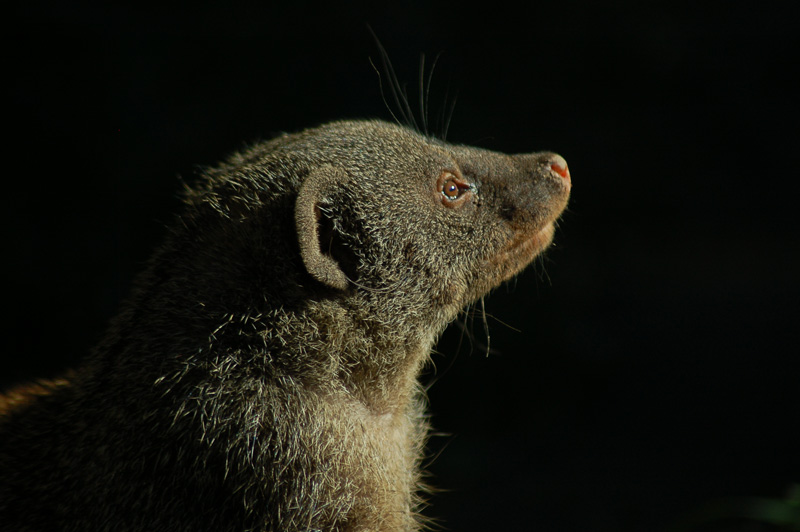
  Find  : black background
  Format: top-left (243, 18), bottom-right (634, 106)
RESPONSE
top-left (6, 2), bottom-right (800, 530)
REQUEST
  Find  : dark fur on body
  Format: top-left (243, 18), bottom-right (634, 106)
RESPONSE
top-left (0, 120), bottom-right (571, 531)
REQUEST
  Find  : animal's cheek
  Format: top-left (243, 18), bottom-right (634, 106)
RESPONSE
top-left (393, 223), bottom-right (478, 309)
top-left (430, 275), bottom-right (470, 313)
top-left (402, 241), bottom-right (418, 262)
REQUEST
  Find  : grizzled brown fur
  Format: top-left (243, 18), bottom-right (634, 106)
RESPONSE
top-left (0, 120), bottom-right (571, 531)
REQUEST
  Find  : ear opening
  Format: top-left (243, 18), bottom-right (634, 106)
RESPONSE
top-left (295, 166), bottom-right (350, 290)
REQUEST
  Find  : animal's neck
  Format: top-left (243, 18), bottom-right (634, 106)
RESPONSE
top-left (345, 334), bottom-right (433, 416)
top-left (305, 300), bottom-right (437, 415)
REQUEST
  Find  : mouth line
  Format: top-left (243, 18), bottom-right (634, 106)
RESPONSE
top-left (487, 221), bottom-right (556, 278)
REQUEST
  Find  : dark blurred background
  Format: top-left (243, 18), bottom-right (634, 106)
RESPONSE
top-left (6, 1), bottom-right (799, 530)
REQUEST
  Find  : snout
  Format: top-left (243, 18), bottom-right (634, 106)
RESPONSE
top-left (546, 153), bottom-right (571, 183)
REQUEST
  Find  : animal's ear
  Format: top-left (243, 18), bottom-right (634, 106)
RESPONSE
top-left (295, 165), bottom-right (350, 291)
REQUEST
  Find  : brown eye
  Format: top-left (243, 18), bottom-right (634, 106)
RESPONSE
top-left (442, 178), bottom-right (461, 200)
top-left (439, 172), bottom-right (471, 204)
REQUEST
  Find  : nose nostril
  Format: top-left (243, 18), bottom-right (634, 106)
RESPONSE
top-left (550, 162), bottom-right (570, 179)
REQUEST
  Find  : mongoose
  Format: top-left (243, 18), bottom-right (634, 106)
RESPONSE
top-left (0, 119), bottom-right (571, 531)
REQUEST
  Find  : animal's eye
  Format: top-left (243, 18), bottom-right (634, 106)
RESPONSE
top-left (439, 173), bottom-right (471, 203)
top-left (442, 179), bottom-right (461, 200)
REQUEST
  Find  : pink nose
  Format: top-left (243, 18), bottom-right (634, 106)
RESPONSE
top-left (550, 160), bottom-right (570, 180)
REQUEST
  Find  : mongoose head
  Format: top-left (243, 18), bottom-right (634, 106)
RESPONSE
top-left (294, 120), bottom-right (570, 327)
top-left (181, 119), bottom-right (570, 339)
